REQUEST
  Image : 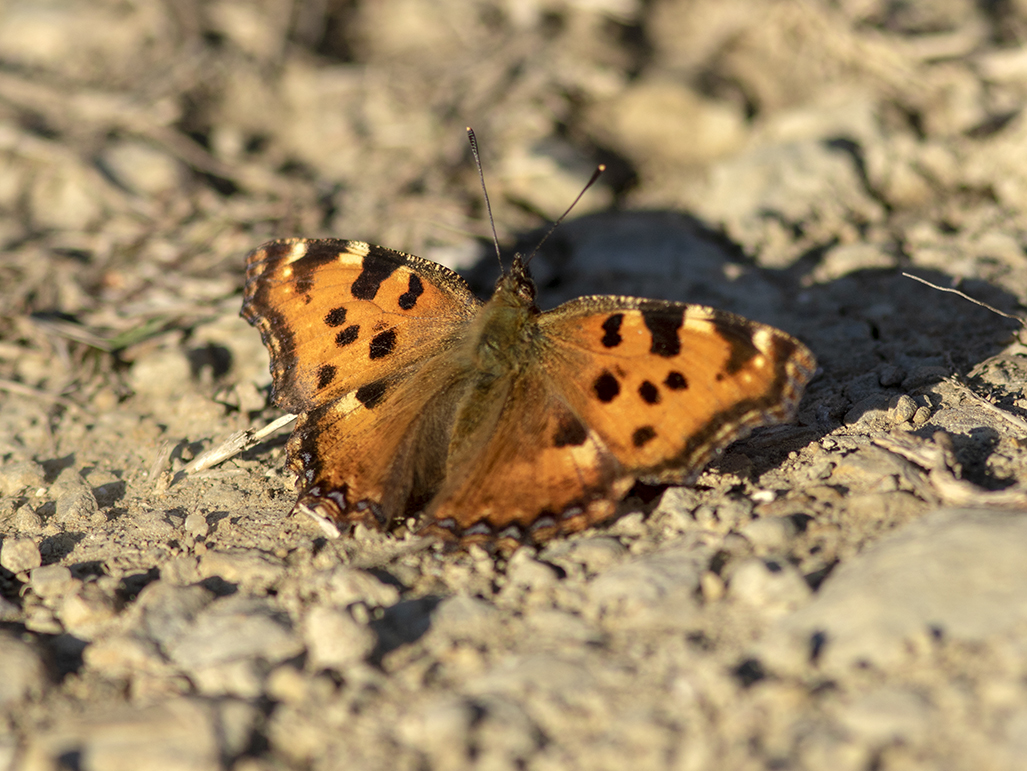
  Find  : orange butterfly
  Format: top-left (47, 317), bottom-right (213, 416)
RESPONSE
top-left (242, 232), bottom-right (816, 551)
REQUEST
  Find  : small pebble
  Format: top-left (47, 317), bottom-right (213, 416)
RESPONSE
top-left (878, 364), bottom-right (906, 387)
top-left (890, 394), bottom-right (918, 424)
top-left (54, 486), bottom-right (100, 526)
top-left (30, 565), bottom-right (75, 599)
top-left (505, 550), bottom-right (559, 591)
top-left (184, 511), bottom-right (209, 539)
top-left (0, 537), bottom-right (41, 574)
top-left (303, 606), bottom-right (376, 670)
top-left (700, 571), bottom-right (725, 602)
top-left (728, 558), bottom-right (811, 612)
top-left (60, 583), bottom-right (120, 640)
top-left (739, 517), bottom-right (797, 554)
top-left (911, 406), bottom-right (932, 427)
top-left (543, 536), bottom-right (627, 576)
top-left (0, 461), bottom-right (44, 497)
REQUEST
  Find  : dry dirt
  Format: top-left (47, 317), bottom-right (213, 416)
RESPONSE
top-left (4, 1), bottom-right (1027, 770)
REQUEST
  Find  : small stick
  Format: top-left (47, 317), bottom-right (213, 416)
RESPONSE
top-left (176, 413), bottom-right (297, 479)
top-left (149, 439), bottom-right (174, 494)
top-left (0, 378), bottom-right (74, 407)
top-left (902, 272), bottom-right (1023, 324)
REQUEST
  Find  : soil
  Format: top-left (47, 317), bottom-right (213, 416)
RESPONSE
top-left (3, 1), bottom-right (1027, 770)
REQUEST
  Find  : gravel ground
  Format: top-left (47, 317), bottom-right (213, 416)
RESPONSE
top-left (3, 1), bottom-right (1027, 769)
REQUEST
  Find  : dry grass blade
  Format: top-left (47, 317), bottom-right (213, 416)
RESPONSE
top-left (903, 272), bottom-right (1024, 325)
top-left (175, 413), bottom-right (297, 481)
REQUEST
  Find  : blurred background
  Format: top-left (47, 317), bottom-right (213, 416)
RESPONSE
top-left (4, 3), bottom-right (1027, 769)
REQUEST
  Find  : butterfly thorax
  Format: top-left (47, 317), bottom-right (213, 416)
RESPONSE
top-left (467, 260), bottom-right (540, 378)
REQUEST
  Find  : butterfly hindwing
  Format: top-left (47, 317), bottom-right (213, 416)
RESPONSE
top-left (286, 354), bottom-right (469, 530)
top-left (420, 369), bottom-right (631, 546)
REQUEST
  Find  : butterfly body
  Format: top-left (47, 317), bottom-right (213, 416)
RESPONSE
top-left (242, 237), bottom-right (816, 550)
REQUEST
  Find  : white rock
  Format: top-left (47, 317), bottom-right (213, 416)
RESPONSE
top-left (305, 566), bottom-right (401, 608)
top-left (100, 140), bottom-right (181, 197)
top-left (738, 517), bottom-right (798, 554)
top-left (303, 606), bottom-right (375, 670)
top-left (59, 584), bottom-right (120, 640)
top-left (0, 537), bottom-right (41, 574)
top-left (196, 549), bottom-right (286, 591)
top-left (761, 508), bottom-right (1027, 673)
top-left (166, 596), bottom-right (302, 671)
top-left (183, 511), bottom-right (209, 539)
top-left (20, 698), bottom-right (220, 771)
top-left (134, 582), bottom-right (214, 648)
top-left (585, 542), bottom-right (708, 626)
top-left (30, 565), bottom-right (74, 599)
top-left (0, 633), bottom-right (48, 706)
top-left (0, 461), bottom-right (44, 496)
top-left (728, 558), bottom-right (811, 614)
top-left (835, 687), bottom-right (931, 744)
top-left (428, 594), bottom-right (501, 644)
top-left (542, 536), bottom-right (628, 576)
top-left (505, 550), bottom-right (559, 591)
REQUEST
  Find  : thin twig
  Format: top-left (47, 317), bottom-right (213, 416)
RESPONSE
top-left (902, 272), bottom-right (1024, 324)
top-left (0, 378), bottom-right (75, 407)
top-left (177, 413), bottom-right (297, 479)
top-left (150, 439), bottom-right (174, 494)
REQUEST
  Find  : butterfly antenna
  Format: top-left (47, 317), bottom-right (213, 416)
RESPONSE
top-left (523, 163), bottom-right (605, 267)
top-left (467, 127), bottom-right (504, 271)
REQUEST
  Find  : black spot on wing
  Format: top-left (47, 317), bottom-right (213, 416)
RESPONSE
top-left (397, 273), bottom-right (424, 310)
top-left (600, 313), bottom-right (624, 348)
top-left (641, 304), bottom-right (683, 357)
top-left (593, 371), bottom-right (620, 403)
top-left (553, 413), bottom-right (588, 447)
top-left (351, 253), bottom-right (399, 300)
top-left (639, 381), bottom-right (660, 404)
top-left (369, 329), bottom-right (397, 359)
top-left (317, 364), bottom-right (336, 389)
top-left (632, 426), bottom-right (656, 447)
top-left (335, 325), bottom-right (359, 347)
top-left (664, 371), bottom-right (688, 390)
top-left (324, 307), bottom-right (347, 327)
top-left (355, 379), bottom-right (388, 409)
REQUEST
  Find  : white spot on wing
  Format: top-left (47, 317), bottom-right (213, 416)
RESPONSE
top-left (342, 241), bottom-right (371, 261)
top-left (285, 241), bottom-right (308, 265)
top-left (752, 329), bottom-right (775, 356)
top-left (684, 306), bottom-right (717, 322)
top-left (335, 391), bottom-right (363, 416)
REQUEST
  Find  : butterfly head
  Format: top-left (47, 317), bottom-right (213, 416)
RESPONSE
top-left (494, 252), bottom-right (538, 309)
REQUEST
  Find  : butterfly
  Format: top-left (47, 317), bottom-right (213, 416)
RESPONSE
top-left (241, 233), bottom-right (816, 551)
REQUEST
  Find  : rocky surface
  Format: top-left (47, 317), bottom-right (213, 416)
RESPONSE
top-left (3, 1), bottom-right (1027, 769)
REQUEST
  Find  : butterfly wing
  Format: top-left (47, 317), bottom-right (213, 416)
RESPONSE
top-left (242, 238), bottom-right (481, 528)
top-left (420, 367), bottom-right (633, 547)
top-left (538, 296), bottom-right (816, 482)
top-left (242, 238), bottom-right (480, 414)
top-left (420, 295), bottom-right (815, 546)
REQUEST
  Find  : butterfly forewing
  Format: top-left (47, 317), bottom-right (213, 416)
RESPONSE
top-left (242, 238), bottom-right (480, 414)
top-left (537, 296), bottom-right (816, 482)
